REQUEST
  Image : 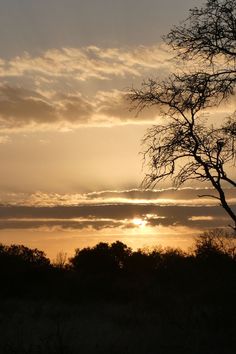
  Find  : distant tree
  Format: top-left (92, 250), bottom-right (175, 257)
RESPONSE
top-left (194, 228), bottom-right (236, 260)
top-left (0, 244), bottom-right (50, 269)
top-left (124, 249), bottom-right (156, 274)
top-left (69, 241), bottom-right (131, 274)
top-left (130, 0), bottom-right (236, 230)
top-left (110, 241), bottom-right (132, 268)
top-left (54, 251), bottom-right (68, 269)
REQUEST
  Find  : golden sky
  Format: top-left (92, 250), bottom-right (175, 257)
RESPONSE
top-left (0, 0), bottom-right (235, 259)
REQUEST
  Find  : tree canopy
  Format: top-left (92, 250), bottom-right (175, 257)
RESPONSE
top-left (130, 0), bottom-right (236, 229)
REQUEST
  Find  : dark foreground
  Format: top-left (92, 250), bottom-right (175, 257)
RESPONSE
top-left (1, 231), bottom-right (236, 354)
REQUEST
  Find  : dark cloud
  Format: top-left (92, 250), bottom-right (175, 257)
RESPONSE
top-left (86, 188), bottom-right (236, 202)
top-left (0, 85), bottom-right (57, 127)
top-left (96, 90), bottom-right (158, 122)
top-left (0, 85), bottom-right (94, 129)
top-left (0, 203), bottom-right (234, 231)
top-left (56, 93), bottom-right (94, 123)
top-left (0, 85), bottom-right (158, 130)
top-left (0, 219), bottom-right (123, 231)
top-left (0, 43), bottom-right (172, 130)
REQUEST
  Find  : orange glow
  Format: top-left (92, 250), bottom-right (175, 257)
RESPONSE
top-left (131, 218), bottom-right (147, 228)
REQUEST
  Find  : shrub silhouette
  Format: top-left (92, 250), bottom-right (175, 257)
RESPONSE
top-left (69, 241), bottom-right (131, 275)
top-left (0, 243), bottom-right (51, 297)
top-left (194, 229), bottom-right (236, 262)
top-left (110, 241), bottom-right (132, 268)
top-left (0, 244), bottom-right (50, 272)
top-left (0, 232), bottom-right (235, 302)
top-left (124, 249), bottom-right (157, 274)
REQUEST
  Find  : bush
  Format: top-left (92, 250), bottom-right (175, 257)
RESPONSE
top-left (194, 229), bottom-right (236, 261)
top-left (69, 241), bottom-right (131, 275)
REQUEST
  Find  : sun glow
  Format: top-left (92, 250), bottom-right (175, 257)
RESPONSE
top-left (132, 218), bottom-right (147, 228)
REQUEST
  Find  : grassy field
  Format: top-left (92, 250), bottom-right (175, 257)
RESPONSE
top-left (0, 295), bottom-right (235, 354)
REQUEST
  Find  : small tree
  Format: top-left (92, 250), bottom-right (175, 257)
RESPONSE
top-left (130, 0), bottom-right (236, 230)
top-left (194, 228), bottom-right (236, 260)
top-left (69, 241), bottom-right (131, 274)
top-left (54, 251), bottom-right (68, 269)
top-left (0, 243), bottom-right (50, 271)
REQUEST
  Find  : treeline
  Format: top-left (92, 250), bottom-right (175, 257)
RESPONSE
top-left (1, 229), bottom-right (236, 304)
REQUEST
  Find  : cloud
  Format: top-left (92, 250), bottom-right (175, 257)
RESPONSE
top-left (95, 90), bottom-right (159, 123)
top-left (0, 45), bottom-right (172, 81)
top-left (0, 218), bottom-right (124, 231)
top-left (0, 135), bottom-right (11, 144)
top-left (0, 204), bottom-right (232, 231)
top-left (0, 188), bottom-right (234, 231)
top-left (0, 44), bottom-right (173, 131)
top-left (0, 85), bottom-right (95, 130)
top-left (85, 187), bottom-right (236, 204)
top-left (0, 85), bottom-right (57, 129)
top-left (1, 188), bottom-right (236, 207)
top-left (0, 84), bottom-right (233, 132)
top-left (55, 92), bottom-right (94, 123)
top-left (0, 84), bottom-right (159, 131)
top-left (0, 45), bottom-right (234, 131)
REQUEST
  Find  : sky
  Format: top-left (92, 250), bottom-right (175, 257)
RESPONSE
top-left (0, 0), bottom-right (235, 260)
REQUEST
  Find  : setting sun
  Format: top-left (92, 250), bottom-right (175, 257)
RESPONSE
top-left (132, 218), bottom-right (147, 227)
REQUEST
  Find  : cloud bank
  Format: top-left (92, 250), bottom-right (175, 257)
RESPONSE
top-left (0, 45), bottom-right (172, 131)
top-left (0, 45), bottom-right (234, 132)
top-left (0, 188), bottom-right (235, 231)
top-left (0, 45), bottom-right (171, 81)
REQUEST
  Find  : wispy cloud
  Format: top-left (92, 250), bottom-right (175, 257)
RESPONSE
top-left (0, 85), bottom-right (96, 131)
top-left (0, 84), bottom-right (159, 131)
top-left (0, 135), bottom-right (11, 144)
top-left (0, 45), bottom-right (234, 131)
top-left (1, 187), bottom-right (236, 207)
top-left (0, 45), bottom-right (173, 131)
top-left (0, 204), bottom-right (231, 231)
top-left (0, 188), bottom-right (234, 231)
top-left (0, 45), bottom-right (172, 81)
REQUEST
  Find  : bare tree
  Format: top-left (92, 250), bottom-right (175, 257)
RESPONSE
top-left (194, 228), bottom-right (236, 259)
top-left (54, 251), bottom-right (68, 269)
top-left (130, 0), bottom-right (236, 230)
top-left (165, 0), bottom-right (236, 107)
top-left (166, 0), bottom-right (236, 63)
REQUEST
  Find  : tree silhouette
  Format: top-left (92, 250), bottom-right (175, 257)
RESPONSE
top-left (130, 0), bottom-right (236, 230)
top-left (69, 241), bottom-right (131, 274)
top-left (0, 244), bottom-right (50, 269)
top-left (194, 228), bottom-right (236, 260)
top-left (54, 251), bottom-right (68, 269)
top-left (166, 0), bottom-right (236, 65)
